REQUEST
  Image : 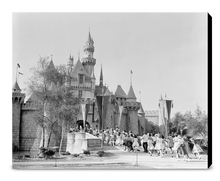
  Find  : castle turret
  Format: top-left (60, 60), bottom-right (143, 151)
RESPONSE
top-left (12, 80), bottom-right (25, 151)
top-left (126, 85), bottom-right (137, 102)
top-left (124, 85), bottom-right (140, 134)
top-left (67, 54), bottom-right (74, 74)
top-left (82, 31), bottom-right (96, 77)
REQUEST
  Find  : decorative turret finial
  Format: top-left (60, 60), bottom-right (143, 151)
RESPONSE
top-left (78, 51), bottom-right (80, 61)
top-left (100, 65), bottom-right (103, 86)
top-left (86, 30), bottom-right (93, 43)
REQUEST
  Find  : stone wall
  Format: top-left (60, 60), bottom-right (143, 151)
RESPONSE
top-left (138, 115), bottom-right (146, 135)
top-left (12, 100), bottom-right (21, 149)
top-left (128, 110), bottom-right (139, 135)
top-left (20, 110), bottom-right (41, 151)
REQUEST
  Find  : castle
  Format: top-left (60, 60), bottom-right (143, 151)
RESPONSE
top-left (12, 31), bottom-right (161, 152)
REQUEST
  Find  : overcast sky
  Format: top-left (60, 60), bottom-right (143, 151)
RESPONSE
top-left (12, 13), bottom-right (207, 116)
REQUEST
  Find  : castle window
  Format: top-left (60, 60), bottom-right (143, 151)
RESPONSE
top-left (78, 90), bottom-right (82, 98)
top-left (79, 74), bottom-right (83, 84)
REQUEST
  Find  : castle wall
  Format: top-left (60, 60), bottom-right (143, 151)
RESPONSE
top-left (138, 115), bottom-right (146, 135)
top-left (103, 104), bottom-right (115, 129)
top-left (119, 114), bottom-right (127, 132)
top-left (12, 99), bottom-right (21, 149)
top-left (128, 110), bottom-right (138, 135)
top-left (20, 110), bottom-right (41, 151)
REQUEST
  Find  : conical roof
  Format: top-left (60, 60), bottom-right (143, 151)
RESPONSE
top-left (86, 31), bottom-right (93, 43)
top-left (12, 80), bottom-right (21, 92)
top-left (115, 85), bottom-right (127, 98)
top-left (127, 85), bottom-right (137, 99)
top-left (104, 87), bottom-right (111, 96)
top-left (71, 59), bottom-right (90, 79)
top-left (138, 103), bottom-right (145, 115)
top-left (47, 60), bottom-right (56, 70)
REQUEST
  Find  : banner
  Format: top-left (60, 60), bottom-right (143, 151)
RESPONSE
top-left (159, 100), bottom-right (166, 137)
top-left (102, 95), bottom-right (110, 129)
top-left (118, 105), bottom-right (123, 128)
top-left (85, 104), bottom-right (90, 122)
top-left (81, 104), bottom-right (86, 129)
top-left (96, 96), bottom-right (103, 130)
top-left (165, 100), bottom-right (172, 122)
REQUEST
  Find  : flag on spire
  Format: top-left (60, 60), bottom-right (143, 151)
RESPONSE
top-left (17, 63), bottom-right (20, 68)
top-left (131, 70), bottom-right (133, 74)
top-left (19, 72), bottom-right (23, 75)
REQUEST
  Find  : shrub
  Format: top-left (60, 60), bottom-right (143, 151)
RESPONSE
top-left (97, 150), bottom-right (105, 157)
top-left (38, 147), bottom-right (55, 159)
top-left (60, 151), bottom-right (71, 155)
top-left (83, 149), bottom-right (90, 155)
top-left (72, 154), bottom-right (79, 157)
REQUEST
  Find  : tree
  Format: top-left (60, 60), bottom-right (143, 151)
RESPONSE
top-left (171, 105), bottom-right (208, 143)
top-left (171, 112), bottom-right (186, 134)
top-left (26, 56), bottom-right (80, 148)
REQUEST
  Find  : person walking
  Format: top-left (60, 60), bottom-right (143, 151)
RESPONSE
top-left (147, 134), bottom-right (154, 156)
top-left (142, 132), bottom-right (149, 153)
top-left (159, 135), bottom-right (166, 158)
top-left (132, 134), bottom-right (140, 152)
top-left (173, 134), bottom-right (181, 159)
top-left (191, 138), bottom-right (203, 159)
top-left (155, 134), bottom-right (161, 156)
top-left (181, 135), bottom-right (191, 161)
top-left (168, 134), bottom-right (174, 154)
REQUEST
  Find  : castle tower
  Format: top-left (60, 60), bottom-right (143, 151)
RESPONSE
top-left (12, 80), bottom-right (25, 151)
top-left (124, 85), bottom-right (140, 134)
top-left (67, 54), bottom-right (74, 74)
top-left (126, 85), bottom-right (137, 102)
top-left (82, 31), bottom-right (96, 77)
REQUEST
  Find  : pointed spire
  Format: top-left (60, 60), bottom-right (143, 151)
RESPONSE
top-left (127, 85), bottom-right (137, 100)
top-left (100, 65), bottom-right (103, 86)
top-left (115, 85), bottom-right (127, 98)
top-left (12, 80), bottom-right (21, 92)
top-left (86, 30), bottom-right (93, 43)
top-left (69, 53), bottom-right (72, 60)
top-left (78, 51), bottom-right (80, 61)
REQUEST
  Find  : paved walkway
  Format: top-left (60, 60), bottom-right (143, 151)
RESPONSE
top-left (13, 145), bottom-right (208, 169)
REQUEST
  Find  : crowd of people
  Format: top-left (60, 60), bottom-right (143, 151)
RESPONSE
top-left (72, 125), bottom-right (204, 161)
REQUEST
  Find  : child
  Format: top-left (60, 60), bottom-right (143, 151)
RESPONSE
top-left (147, 134), bottom-right (155, 156)
top-left (191, 138), bottom-right (203, 159)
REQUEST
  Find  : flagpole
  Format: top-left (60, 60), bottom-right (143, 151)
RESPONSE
top-left (16, 65), bottom-right (18, 81)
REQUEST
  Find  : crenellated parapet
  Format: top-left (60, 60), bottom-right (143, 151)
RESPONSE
top-left (82, 57), bottom-right (96, 66)
top-left (12, 92), bottom-right (25, 104)
top-left (124, 101), bottom-right (140, 111)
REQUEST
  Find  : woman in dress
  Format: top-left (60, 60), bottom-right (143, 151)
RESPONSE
top-left (173, 134), bottom-right (181, 158)
top-left (105, 128), bottom-right (110, 145)
top-left (191, 138), bottom-right (203, 159)
top-left (159, 135), bottom-right (166, 158)
top-left (132, 134), bottom-right (139, 152)
top-left (115, 131), bottom-right (121, 146)
top-left (147, 134), bottom-right (154, 156)
top-left (154, 134), bottom-right (161, 156)
top-left (168, 134), bottom-right (174, 154)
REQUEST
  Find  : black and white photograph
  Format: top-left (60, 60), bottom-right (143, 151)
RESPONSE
top-left (12, 12), bottom-right (210, 170)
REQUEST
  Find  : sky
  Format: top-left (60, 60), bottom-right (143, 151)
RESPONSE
top-left (12, 13), bottom-right (207, 116)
